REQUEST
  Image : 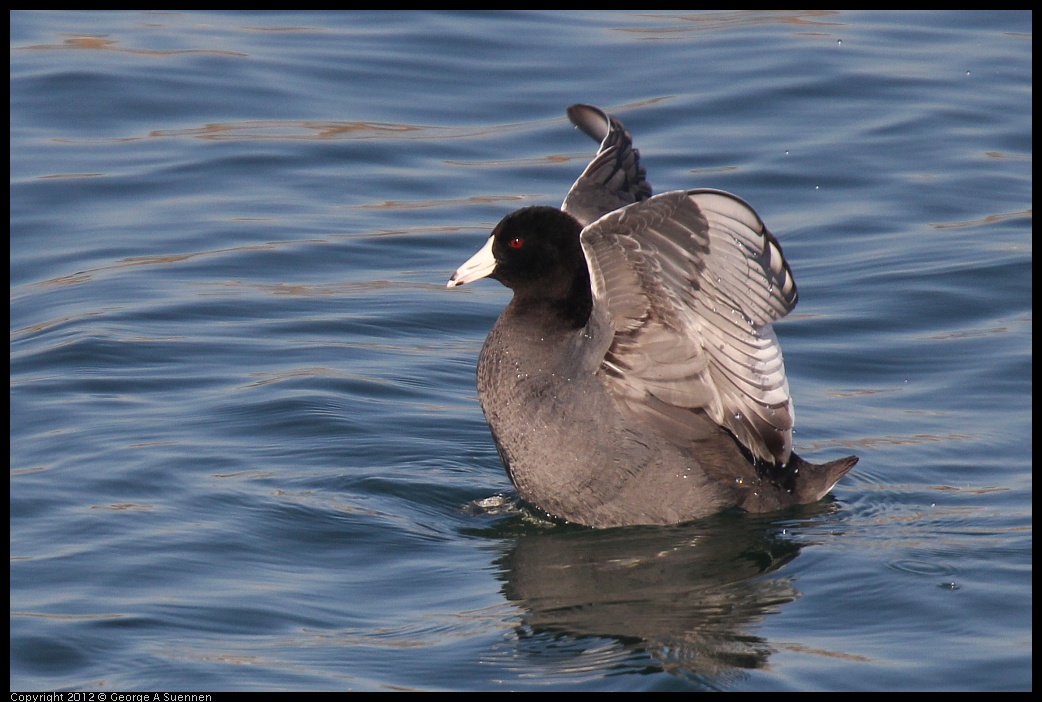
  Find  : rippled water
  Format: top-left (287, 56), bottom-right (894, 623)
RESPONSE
top-left (10, 11), bottom-right (1031, 691)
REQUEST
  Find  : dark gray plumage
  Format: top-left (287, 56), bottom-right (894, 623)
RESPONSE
top-left (448, 104), bottom-right (857, 528)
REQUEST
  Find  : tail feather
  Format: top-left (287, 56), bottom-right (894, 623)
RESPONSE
top-left (793, 453), bottom-right (858, 502)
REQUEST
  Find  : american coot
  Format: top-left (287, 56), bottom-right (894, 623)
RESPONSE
top-left (448, 104), bottom-right (857, 528)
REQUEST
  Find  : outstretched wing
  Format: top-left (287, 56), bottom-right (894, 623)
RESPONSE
top-left (562, 104), bottom-right (652, 226)
top-left (580, 189), bottom-right (798, 465)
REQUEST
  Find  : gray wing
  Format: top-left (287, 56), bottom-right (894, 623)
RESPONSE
top-left (580, 189), bottom-right (798, 465)
top-left (562, 104), bottom-right (652, 227)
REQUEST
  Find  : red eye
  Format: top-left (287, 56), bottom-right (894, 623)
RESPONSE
top-left (509, 237), bottom-right (524, 249)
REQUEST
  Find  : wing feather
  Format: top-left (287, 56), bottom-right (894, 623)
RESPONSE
top-left (580, 189), bottom-right (798, 464)
top-left (562, 104), bottom-right (653, 226)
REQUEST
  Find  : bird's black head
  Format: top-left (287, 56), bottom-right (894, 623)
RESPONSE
top-left (489, 206), bottom-right (591, 327)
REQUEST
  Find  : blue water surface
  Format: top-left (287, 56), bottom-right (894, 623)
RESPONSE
top-left (10, 11), bottom-right (1031, 691)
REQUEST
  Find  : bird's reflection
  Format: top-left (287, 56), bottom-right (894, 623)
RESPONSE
top-left (471, 502), bottom-right (842, 684)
